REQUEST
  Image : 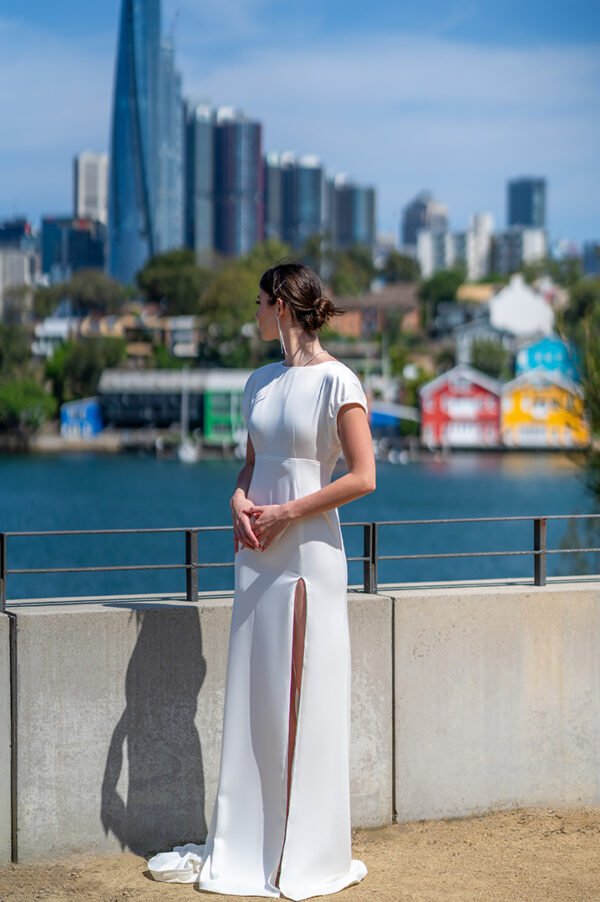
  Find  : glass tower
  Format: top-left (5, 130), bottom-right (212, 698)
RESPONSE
top-left (156, 36), bottom-right (184, 254)
top-left (109, 0), bottom-right (160, 284)
top-left (507, 177), bottom-right (546, 228)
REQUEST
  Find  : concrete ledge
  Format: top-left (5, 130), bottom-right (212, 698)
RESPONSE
top-left (391, 581), bottom-right (600, 820)
top-left (0, 614), bottom-right (11, 864)
top-left (9, 590), bottom-right (392, 861)
top-left (348, 592), bottom-right (393, 826)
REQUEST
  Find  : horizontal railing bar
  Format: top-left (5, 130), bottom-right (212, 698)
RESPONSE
top-left (7, 562), bottom-right (234, 575)
top-left (372, 514), bottom-right (600, 526)
top-left (4, 526), bottom-right (232, 537)
top-left (5, 514), bottom-right (600, 538)
top-left (378, 550), bottom-right (534, 561)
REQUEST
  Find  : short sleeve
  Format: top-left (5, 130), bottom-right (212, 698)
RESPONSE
top-left (241, 372), bottom-right (255, 426)
top-left (327, 368), bottom-right (368, 430)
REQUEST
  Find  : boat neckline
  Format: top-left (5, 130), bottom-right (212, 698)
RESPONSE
top-left (280, 358), bottom-right (342, 370)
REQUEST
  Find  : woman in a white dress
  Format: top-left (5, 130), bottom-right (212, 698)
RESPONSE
top-left (149, 263), bottom-right (375, 899)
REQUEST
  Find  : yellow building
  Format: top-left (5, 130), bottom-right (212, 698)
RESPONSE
top-left (501, 368), bottom-right (589, 449)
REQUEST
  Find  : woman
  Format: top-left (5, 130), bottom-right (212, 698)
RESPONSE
top-left (149, 263), bottom-right (375, 899)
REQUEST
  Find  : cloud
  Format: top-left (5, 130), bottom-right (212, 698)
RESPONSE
top-left (180, 35), bottom-right (600, 238)
top-left (0, 9), bottom-right (598, 241)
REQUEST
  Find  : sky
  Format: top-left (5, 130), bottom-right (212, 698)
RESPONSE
top-left (1, 0), bottom-right (599, 245)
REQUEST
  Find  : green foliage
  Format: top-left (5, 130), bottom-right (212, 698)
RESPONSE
top-left (435, 346), bottom-right (456, 373)
top-left (136, 248), bottom-right (213, 315)
top-left (0, 379), bottom-right (56, 432)
top-left (33, 283), bottom-right (65, 318)
top-left (150, 344), bottom-right (187, 369)
top-left (67, 270), bottom-right (125, 315)
top-left (470, 339), bottom-right (510, 380)
top-left (381, 250), bottom-right (420, 283)
top-left (521, 256), bottom-right (583, 289)
top-left (46, 338), bottom-right (126, 405)
top-left (419, 268), bottom-right (465, 307)
top-left (329, 245), bottom-right (376, 297)
top-left (0, 324), bottom-right (31, 377)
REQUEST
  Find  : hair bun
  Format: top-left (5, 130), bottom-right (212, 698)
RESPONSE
top-left (306, 296), bottom-right (337, 331)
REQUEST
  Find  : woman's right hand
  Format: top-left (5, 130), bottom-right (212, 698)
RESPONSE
top-left (231, 490), bottom-right (260, 553)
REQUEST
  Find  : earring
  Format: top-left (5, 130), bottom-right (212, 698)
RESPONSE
top-left (276, 312), bottom-right (287, 358)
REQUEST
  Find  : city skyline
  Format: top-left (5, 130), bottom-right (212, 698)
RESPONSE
top-left (0, 1), bottom-right (599, 244)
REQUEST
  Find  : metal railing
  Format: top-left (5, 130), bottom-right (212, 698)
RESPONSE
top-left (1, 514), bottom-right (600, 611)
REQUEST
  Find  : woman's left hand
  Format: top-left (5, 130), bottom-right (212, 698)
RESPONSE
top-left (245, 503), bottom-right (292, 551)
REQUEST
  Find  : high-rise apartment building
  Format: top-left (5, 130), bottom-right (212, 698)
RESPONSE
top-left (583, 241), bottom-right (600, 276)
top-left (73, 152), bottom-right (109, 225)
top-left (493, 227), bottom-right (547, 274)
top-left (109, 0), bottom-right (160, 283)
top-left (41, 216), bottom-right (106, 280)
top-left (263, 153), bottom-right (326, 250)
top-left (213, 108), bottom-right (263, 257)
top-left (185, 102), bottom-right (215, 263)
top-left (328, 175), bottom-right (376, 250)
top-left (401, 191), bottom-right (448, 250)
top-left (156, 36), bottom-right (184, 253)
top-left (507, 177), bottom-right (546, 228)
top-left (416, 213), bottom-right (493, 280)
top-left (0, 248), bottom-right (37, 321)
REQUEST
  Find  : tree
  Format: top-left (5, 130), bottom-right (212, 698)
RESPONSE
top-left (46, 337), bottom-right (127, 405)
top-left (419, 267), bottom-right (465, 328)
top-left (381, 250), bottom-right (420, 283)
top-left (330, 245), bottom-right (376, 297)
top-left (33, 282), bottom-right (66, 319)
top-left (136, 248), bottom-right (213, 315)
top-left (0, 324), bottom-right (31, 377)
top-left (0, 380), bottom-right (56, 433)
top-left (470, 339), bottom-right (510, 380)
top-left (66, 270), bottom-right (125, 315)
top-left (521, 256), bottom-right (583, 289)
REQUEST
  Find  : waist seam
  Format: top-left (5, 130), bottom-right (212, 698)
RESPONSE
top-left (254, 453), bottom-right (322, 464)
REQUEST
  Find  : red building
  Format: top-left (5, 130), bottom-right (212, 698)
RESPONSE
top-left (419, 364), bottom-right (502, 449)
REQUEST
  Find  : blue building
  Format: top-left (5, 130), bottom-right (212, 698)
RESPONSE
top-left (213, 108), bottom-right (263, 257)
top-left (108, 0), bottom-right (161, 284)
top-left (60, 398), bottom-right (103, 439)
top-left (515, 335), bottom-right (579, 382)
top-left (41, 216), bottom-right (106, 280)
top-left (329, 176), bottom-right (376, 250)
top-left (156, 35), bottom-right (184, 254)
top-left (507, 177), bottom-right (546, 228)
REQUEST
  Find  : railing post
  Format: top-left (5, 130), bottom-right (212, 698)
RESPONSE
top-left (533, 517), bottom-right (547, 586)
top-left (363, 522), bottom-right (378, 593)
top-left (185, 529), bottom-right (198, 601)
top-left (0, 532), bottom-right (6, 612)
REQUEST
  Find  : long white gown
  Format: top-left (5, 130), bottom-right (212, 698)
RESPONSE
top-left (149, 360), bottom-right (368, 900)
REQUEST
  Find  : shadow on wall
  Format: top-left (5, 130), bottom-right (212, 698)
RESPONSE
top-left (101, 607), bottom-right (207, 855)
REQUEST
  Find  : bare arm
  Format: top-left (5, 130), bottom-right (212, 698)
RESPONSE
top-left (249, 404), bottom-right (375, 549)
top-left (230, 436), bottom-right (260, 551)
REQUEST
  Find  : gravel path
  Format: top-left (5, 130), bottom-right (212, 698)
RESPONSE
top-left (1, 807), bottom-right (599, 901)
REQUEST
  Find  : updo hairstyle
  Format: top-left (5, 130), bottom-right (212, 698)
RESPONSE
top-left (259, 263), bottom-right (342, 333)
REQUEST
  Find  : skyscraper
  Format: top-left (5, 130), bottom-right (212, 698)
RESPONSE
top-left (329, 175), bottom-right (376, 250)
top-left (73, 152), bottom-right (109, 224)
top-left (507, 177), bottom-right (546, 228)
top-left (263, 153), bottom-right (326, 250)
top-left (213, 107), bottom-right (263, 257)
top-left (401, 191), bottom-right (448, 250)
top-left (156, 36), bottom-right (184, 253)
top-left (108, 0), bottom-right (160, 284)
top-left (185, 102), bottom-right (215, 264)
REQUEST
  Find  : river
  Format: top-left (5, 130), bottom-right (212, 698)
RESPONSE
top-left (1, 451), bottom-right (598, 600)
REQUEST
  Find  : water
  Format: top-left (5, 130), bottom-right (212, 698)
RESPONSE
top-left (1, 452), bottom-right (598, 600)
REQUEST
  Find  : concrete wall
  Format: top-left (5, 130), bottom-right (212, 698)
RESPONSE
top-left (6, 580), bottom-right (600, 862)
top-left (392, 581), bottom-right (600, 820)
top-left (0, 614), bottom-right (11, 864)
top-left (8, 591), bottom-right (391, 862)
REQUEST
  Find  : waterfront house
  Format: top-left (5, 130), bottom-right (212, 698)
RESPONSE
top-left (419, 364), bottom-right (502, 449)
top-left (515, 335), bottom-right (579, 382)
top-left (489, 273), bottom-right (554, 339)
top-left (501, 368), bottom-right (589, 449)
top-left (453, 314), bottom-right (513, 366)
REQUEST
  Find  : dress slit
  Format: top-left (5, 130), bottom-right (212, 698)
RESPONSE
top-left (275, 577), bottom-right (307, 890)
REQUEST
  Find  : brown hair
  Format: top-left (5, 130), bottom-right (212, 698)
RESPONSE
top-left (259, 262), bottom-right (342, 333)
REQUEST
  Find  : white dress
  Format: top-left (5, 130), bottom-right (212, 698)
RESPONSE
top-left (149, 360), bottom-right (368, 900)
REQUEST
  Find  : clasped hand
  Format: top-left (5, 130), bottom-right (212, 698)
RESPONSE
top-left (232, 498), bottom-right (291, 553)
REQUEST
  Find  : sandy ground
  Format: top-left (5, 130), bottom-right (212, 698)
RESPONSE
top-left (1, 807), bottom-right (599, 902)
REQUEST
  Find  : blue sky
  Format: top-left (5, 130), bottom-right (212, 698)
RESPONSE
top-left (1, 0), bottom-right (599, 244)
